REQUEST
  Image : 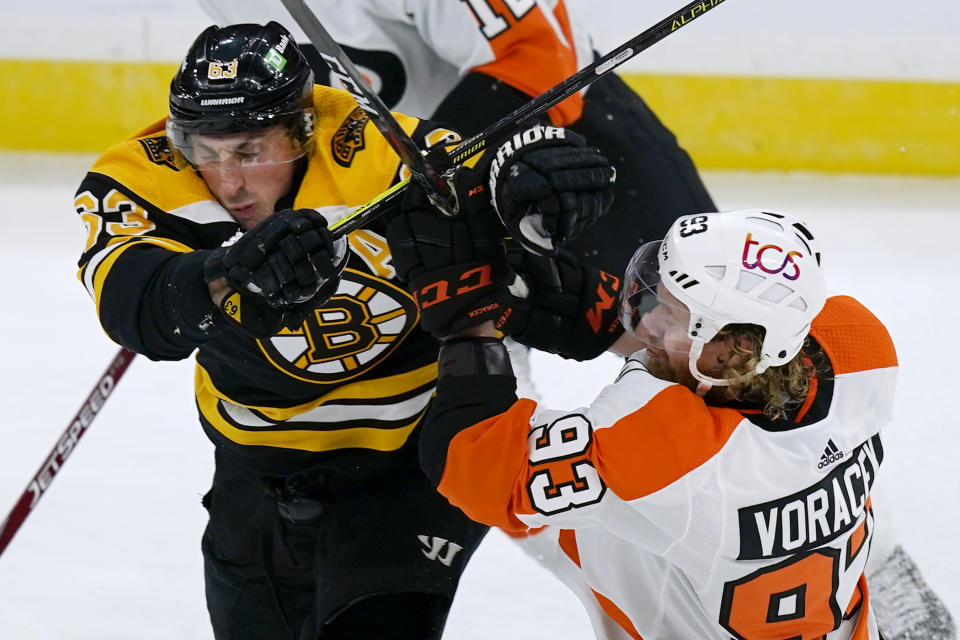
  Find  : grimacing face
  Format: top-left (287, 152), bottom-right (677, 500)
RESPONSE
top-left (192, 125), bottom-right (299, 230)
top-left (634, 285), bottom-right (749, 391)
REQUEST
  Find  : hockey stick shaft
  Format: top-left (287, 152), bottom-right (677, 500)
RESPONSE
top-left (0, 186), bottom-right (387, 557)
top-left (449, 0), bottom-right (727, 164)
top-left (328, 177), bottom-right (410, 239)
top-left (279, 0), bottom-right (457, 214)
top-left (321, 0), bottom-right (728, 234)
top-left (0, 347), bottom-right (136, 558)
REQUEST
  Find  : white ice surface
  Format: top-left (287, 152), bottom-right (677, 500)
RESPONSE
top-left (0, 153), bottom-right (957, 637)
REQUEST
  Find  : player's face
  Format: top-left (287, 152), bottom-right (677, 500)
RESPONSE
top-left (634, 286), bottom-right (747, 391)
top-left (193, 126), bottom-right (300, 229)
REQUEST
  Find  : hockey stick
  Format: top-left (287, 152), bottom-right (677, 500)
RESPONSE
top-left (0, 348), bottom-right (136, 558)
top-left (292, 0), bottom-right (728, 234)
top-left (329, 176), bottom-right (410, 238)
top-left (279, 0), bottom-right (457, 215)
top-left (447, 0), bottom-right (727, 165)
top-left (0, 168), bottom-right (403, 558)
top-left (0, 175), bottom-right (397, 559)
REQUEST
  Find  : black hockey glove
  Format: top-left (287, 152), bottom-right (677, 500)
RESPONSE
top-left (204, 208), bottom-right (345, 309)
top-left (496, 245), bottom-right (623, 361)
top-left (489, 123), bottom-right (616, 255)
top-left (387, 184), bottom-right (508, 338)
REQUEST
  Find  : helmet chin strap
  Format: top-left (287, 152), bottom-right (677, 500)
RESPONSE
top-left (687, 338), bottom-right (731, 398)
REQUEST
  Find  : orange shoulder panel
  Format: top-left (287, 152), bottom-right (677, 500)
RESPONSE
top-left (810, 296), bottom-right (898, 375)
top-left (471, 1), bottom-right (583, 125)
top-left (438, 398), bottom-right (540, 533)
top-left (595, 385), bottom-right (744, 501)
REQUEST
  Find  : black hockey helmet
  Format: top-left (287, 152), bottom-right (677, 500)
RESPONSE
top-left (167, 22), bottom-right (315, 164)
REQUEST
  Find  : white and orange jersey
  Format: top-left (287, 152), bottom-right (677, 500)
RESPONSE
top-left (426, 295), bottom-right (897, 639)
top-left (199, 0), bottom-right (594, 125)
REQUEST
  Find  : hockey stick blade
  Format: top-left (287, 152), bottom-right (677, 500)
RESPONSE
top-left (279, 0), bottom-right (457, 215)
top-left (0, 348), bottom-right (136, 559)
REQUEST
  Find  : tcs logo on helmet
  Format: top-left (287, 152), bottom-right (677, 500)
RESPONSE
top-left (741, 233), bottom-right (804, 281)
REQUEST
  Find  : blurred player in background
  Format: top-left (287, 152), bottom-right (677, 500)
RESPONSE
top-left (197, 2), bottom-right (955, 638)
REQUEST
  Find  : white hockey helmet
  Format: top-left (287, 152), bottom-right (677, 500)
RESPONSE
top-left (620, 209), bottom-right (826, 387)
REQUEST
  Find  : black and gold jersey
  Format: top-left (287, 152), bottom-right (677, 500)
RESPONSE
top-left (74, 86), bottom-right (452, 477)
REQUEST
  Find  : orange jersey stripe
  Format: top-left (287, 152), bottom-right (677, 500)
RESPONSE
top-left (594, 386), bottom-right (744, 502)
top-left (795, 372), bottom-right (819, 423)
top-left (848, 576), bottom-right (874, 640)
top-left (559, 529), bottom-right (645, 639)
top-left (592, 589), bottom-right (645, 640)
top-left (558, 528), bottom-right (580, 566)
top-left (811, 296), bottom-right (898, 375)
top-left (440, 386), bottom-right (744, 529)
top-left (438, 398), bottom-right (539, 533)
top-left (471, 1), bottom-right (583, 125)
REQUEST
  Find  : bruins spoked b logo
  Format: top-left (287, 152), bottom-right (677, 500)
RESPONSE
top-left (258, 269), bottom-right (418, 383)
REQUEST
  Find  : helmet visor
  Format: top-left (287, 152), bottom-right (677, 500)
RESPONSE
top-left (166, 108), bottom-right (314, 168)
top-left (620, 241), bottom-right (693, 354)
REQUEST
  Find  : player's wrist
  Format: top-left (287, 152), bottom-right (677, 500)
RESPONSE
top-left (207, 277), bottom-right (230, 307)
top-left (440, 320), bottom-right (498, 341)
top-left (437, 335), bottom-right (512, 379)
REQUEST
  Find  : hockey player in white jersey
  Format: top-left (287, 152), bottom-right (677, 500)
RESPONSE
top-left (199, 0), bottom-right (717, 277)
top-left (391, 205), bottom-right (894, 639)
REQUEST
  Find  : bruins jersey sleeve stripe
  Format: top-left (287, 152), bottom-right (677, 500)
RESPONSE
top-left (80, 236), bottom-right (193, 309)
top-left (811, 296), bottom-right (898, 375)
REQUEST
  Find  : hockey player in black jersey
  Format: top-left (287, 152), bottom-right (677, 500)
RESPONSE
top-left (73, 21), bottom-right (615, 640)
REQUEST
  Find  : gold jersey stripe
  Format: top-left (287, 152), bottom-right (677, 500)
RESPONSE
top-left (206, 400), bottom-right (423, 452)
top-left (83, 236), bottom-right (193, 310)
top-left (195, 360), bottom-right (438, 422)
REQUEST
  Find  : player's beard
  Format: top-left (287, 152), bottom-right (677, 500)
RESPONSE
top-left (644, 350), bottom-right (704, 393)
top-left (644, 353), bottom-right (678, 383)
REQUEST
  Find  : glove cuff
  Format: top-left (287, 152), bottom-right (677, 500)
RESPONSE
top-left (438, 337), bottom-right (513, 379)
top-left (408, 261), bottom-right (508, 336)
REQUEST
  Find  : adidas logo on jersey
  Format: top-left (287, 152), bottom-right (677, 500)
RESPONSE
top-left (817, 438), bottom-right (844, 469)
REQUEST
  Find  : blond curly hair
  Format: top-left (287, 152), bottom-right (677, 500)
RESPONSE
top-left (715, 324), bottom-right (823, 420)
